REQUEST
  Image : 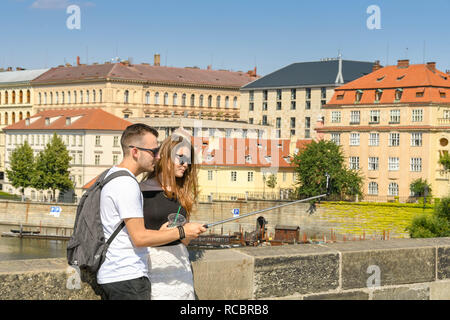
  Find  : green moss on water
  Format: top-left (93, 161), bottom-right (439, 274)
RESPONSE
top-left (319, 202), bottom-right (434, 238)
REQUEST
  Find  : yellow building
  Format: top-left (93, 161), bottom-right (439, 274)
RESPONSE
top-left (319, 59), bottom-right (450, 200)
top-left (31, 55), bottom-right (257, 121)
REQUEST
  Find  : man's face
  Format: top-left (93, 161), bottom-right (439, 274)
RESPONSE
top-left (134, 132), bottom-right (159, 172)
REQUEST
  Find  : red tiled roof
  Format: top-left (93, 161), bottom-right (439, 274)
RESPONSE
top-left (327, 62), bottom-right (450, 106)
top-left (3, 108), bottom-right (133, 131)
top-left (32, 63), bottom-right (258, 88)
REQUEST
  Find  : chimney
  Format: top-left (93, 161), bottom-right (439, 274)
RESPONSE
top-left (372, 60), bottom-right (382, 72)
top-left (207, 65), bottom-right (212, 71)
top-left (77, 56), bottom-right (81, 66)
top-left (154, 54), bottom-right (160, 66)
top-left (397, 59), bottom-right (409, 68)
top-left (426, 62), bottom-right (436, 71)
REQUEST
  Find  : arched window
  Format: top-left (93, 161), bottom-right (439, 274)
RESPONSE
top-left (50, 92), bottom-right (53, 104)
top-left (68, 91), bottom-right (71, 104)
top-left (164, 93), bottom-right (168, 105)
top-left (5, 91), bottom-right (8, 104)
top-left (233, 97), bottom-right (238, 108)
top-left (145, 92), bottom-right (150, 105)
top-left (216, 96), bottom-right (221, 108)
top-left (39, 93), bottom-right (42, 105)
top-left (199, 95), bottom-right (204, 107)
top-left (93, 90), bottom-right (96, 103)
top-left (26, 111), bottom-right (30, 118)
top-left (44, 93), bottom-right (47, 104)
top-left (19, 91), bottom-right (23, 104)
top-left (99, 90), bottom-right (102, 103)
top-left (173, 93), bottom-right (177, 105)
top-left (62, 92), bottom-right (65, 104)
top-left (12, 112), bottom-right (15, 124)
top-left (208, 95), bottom-right (212, 107)
top-left (154, 92), bottom-right (159, 105)
top-left (225, 96), bottom-right (229, 108)
top-left (124, 90), bottom-right (129, 104)
top-left (19, 112), bottom-right (23, 121)
top-left (4, 112), bottom-right (8, 125)
top-left (80, 90), bottom-right (83, 103)
top-left (12, 91), bottom-right (16, 104)
top-left (388, 182), bottom-right (399, 196)
top-left (86, 90), bottom-right (89, 103)
top-left (74, 91), bottom-right (77, 104)
top-left (190, 94), bottom-right (195, 107)
top-left (182, 94), bottom-right (186, 106)
top-left (27, 90), bottom-right (31, 103)
top-left (55, 92), bottom-right (59, 104)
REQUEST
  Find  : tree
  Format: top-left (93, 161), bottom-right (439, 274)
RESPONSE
top-left (407, 196), bottom-right (450, 238)
top-left (439, 152), bottom-right (450, 171)
top-left (266, 174), bottom-right (277, 190)
top-left (5, 141), bottom-right (35, 201)
top-left (292, 140), bottom-right (363, 199)
top-left (409, 178), bottom-right (432, 197)
top-left (32, 133), bottom-right (73, 201)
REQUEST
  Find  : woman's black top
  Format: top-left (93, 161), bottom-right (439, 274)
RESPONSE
top-left (140, 178), bottom-right (187, 247)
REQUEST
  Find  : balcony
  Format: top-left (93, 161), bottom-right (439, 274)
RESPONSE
top-left (437, 118), bottom-right (450, 125)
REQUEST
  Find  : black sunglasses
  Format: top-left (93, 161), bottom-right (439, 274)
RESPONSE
top-left (129, 145), bottom-right (160, 156)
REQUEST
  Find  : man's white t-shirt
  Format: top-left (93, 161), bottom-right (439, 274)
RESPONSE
top-left (97, 166), bottom-right (148, 284)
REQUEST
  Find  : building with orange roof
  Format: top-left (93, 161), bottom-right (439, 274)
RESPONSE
top-left (3, 108), bottom-right (132, 200)
top-left (30, 55), bottom-right (258, 122)
top-left (318, 59), bottom-right (450, 200)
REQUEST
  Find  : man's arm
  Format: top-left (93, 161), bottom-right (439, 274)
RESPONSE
top-left (124, 218), bottom-right (206, 248)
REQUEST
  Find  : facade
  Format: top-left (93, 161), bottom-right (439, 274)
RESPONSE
top-left (318, 59), bottom-right (450, 200)
top-left (0, 68), bottom-right (50, 187)
top-left (3, 108), bottom-right (132, 200)
top-left (240, 58), bottom-right (375, 140)
top-left (31, 56), bottom-right (258, 122)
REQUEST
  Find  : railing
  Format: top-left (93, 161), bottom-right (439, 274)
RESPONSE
top-left (437, 118), bottom-right (450, 125)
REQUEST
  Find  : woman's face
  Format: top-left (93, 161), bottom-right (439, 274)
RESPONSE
top-left (173, 146), bottom-right (190, 178)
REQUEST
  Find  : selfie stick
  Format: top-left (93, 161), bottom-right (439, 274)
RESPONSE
top-left (203, 173), bottom-right (331, 229)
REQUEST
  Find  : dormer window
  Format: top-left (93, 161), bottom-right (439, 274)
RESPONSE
top-left (376, 76), bottom-right (385, 82)
top-left (375, 89), bottom-right (383, 102)
top-left (395, 88), bottom-right (403, 102)
top-left (66, 117), bottom-right (71, 126)
top-left (397, 75), bottom-right (405, 81)
top-left (440, 90), bottom-right (446, 98)
top-left (245, 155), bottom-right (252, 163)
top-left (45, 117), bottom-right (50, 125)
top-left (355, 90), bottom-right (363, 103)
top-left (337, 92), bottom-right (345, 100)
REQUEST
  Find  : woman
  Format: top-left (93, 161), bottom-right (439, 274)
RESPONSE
top-left (139, 134), bottom-right (199, 300)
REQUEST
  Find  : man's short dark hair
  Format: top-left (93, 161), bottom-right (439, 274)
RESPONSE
top-left (121, 123), bottom-right (159, 156)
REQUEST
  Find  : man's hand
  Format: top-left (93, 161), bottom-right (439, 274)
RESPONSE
top-left (183, 222), bottom-right (206, 240)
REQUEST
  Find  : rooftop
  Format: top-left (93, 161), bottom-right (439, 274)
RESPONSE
top-left (0, 69), bottom-right (50, 84)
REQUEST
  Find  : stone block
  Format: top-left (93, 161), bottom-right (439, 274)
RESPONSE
top-left (239, 245), bottom-right (339, 299)
top-left (438, 247), bottom-right (450, 280)
top-left (190, 249), bottom-right (254, 300)
top-left (372, 285), bottom-right (430, 300)
top-left (304, 290), bottom-right (369, 300)
top-left (430, 280), bottom-right (450, 300)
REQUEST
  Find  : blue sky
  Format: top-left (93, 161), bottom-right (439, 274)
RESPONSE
top-left (2, 0), bottom-right (450, 75)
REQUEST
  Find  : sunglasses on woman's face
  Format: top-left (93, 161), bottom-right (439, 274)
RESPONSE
top-left (176, 154), bottom-right (191, 166)
top-left (128, 145), bottom-right (160, 157)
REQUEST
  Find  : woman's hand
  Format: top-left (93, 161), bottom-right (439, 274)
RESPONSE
top-left (159, 222), bottom-right (170, 231)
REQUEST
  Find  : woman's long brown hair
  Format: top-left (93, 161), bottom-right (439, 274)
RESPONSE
top-left (144, 135), bottom-right (199, 218)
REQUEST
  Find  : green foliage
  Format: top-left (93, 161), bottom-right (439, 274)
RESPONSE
top-left (266, 174), bottom-right (277, 189)
top-left (292, 140), bottom-right (363, 198)
top-left (407, 196), bottom-right (450, 238)
top-left (409, 178), bottom-right (432, 197)
top-left (6, 141), bottom-right (35, 197)
top-left (32, 133), bottom-right (73, 200)
top-left (439, 152), bottom-right (450, 171)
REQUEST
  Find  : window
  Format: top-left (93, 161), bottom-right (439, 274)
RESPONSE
top-left (68, 91), bottom-right (71, 104)
top-left (208, 95), bottom-right (212, 107)
top-left (86, 90), bottom-right (89, 103)
top-left (350, 133), bottom-right (360, 146)
top-left (262, 102), bottom-right (268, 111)
top-left (199, 95), bottom-right (204, 107)
top-left (331, 111), bottom-right (341, 123)
top-left (225, 129), bottom-right (232, 138)
top-left (62, 92), bottom-right (65, 104)
top-left (113, 136), bottom-right (119, 147)
top-left (248, 172), bottom-right (254, 182)
top-left (355, 90), bottom-right (363, 102)
top-left (276, 89), bottom-right (282, 100)
top-left (350, 111), bottom-right (360, 124)
top-left (388, 182), bottom-right (399, 196)
top-left (331, 133), bottom-right (340, 145)
top-left (305, 101), bottom-right (311, 110)
top-left (390, 110), bottom-right (400, 123)
top-left (262, 115), bottom-right (268, 125)
top-left (249, 91), bottom-right (254, 102)
top-left (249, 118), bottom-right (253, 124)
top-left (95, 136), bottom-right (101, 146)
top-left (231, 171), bottom-right (237, 182)
top-left (233, 97), bottom-right (238, 108)
top-left (79, 154), bottom-right (83, 165)
top-left (249, 102), bottom-right (254, 111)
top-left (370, 110), bottom-right (380, 123)
top-left (263, 90), bottom-right (268, 101)
top-left (369, 133), bottom-right (379, 146)
top-left (321, 87), bottom-right (326, 99)
top-left (349, 156), bottom-right (360, 170)
top-left (411, 132), bottom-right (423, 146)
top-left (290, 117), bottom-right (295, 128)
top-left (412, 109), bottom-right (423, 122)
top-left (395, 89), bottom-right (403, 101)
top-left (276, 101), bottom-right (282, 110)
top-left (321, 100), bottom-right (326, 108)
top-left (154, 92), bottom-right (159, 105)
top-left (389, 133), bottom-right (400, 146)
top-left (388, 157), bottom-right (399, 171)
top-left (306, 88), bottom-right (311, 99)
top-left (182, 94), bottom-right (187, 106)
top-left (368, 157), bottom-right (379, 171)
top-left (276, 117), bottom-right (281, 129)
top-left (208, 170), bottom-right (213, 181)
top-left (375, 89), bottom-right (383, 102)
top-left (410, 158), bottom-right (422, 172)
top-left (444, 110), bottom-right (450, 119)
top-left (92, 90), bottom-right (96, 103)
top-left (191, 94), bottom-right (196, 107)
top-left (291, 89), bottom-right (296, 100)
top-left (99, 90), bottom-right (103, 103)
top-left (216, 96), bottom-right (220, 108)
top-left (80, 91), bottom-right (83, 103)
top-left (290, 101), bottom-right (296, 110)
top-left (95, 155), bottom-right (100, 165)
top-left (368, 182), bottom-right (379, 195)
top-left (113, 155), bottom-right (119, 165)
top-left (164, 93), bottom-right (168, 105)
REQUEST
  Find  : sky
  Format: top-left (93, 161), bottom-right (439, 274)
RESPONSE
top-left (2, 0), bottom-right (450, 76)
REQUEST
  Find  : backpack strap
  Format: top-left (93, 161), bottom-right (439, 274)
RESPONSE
top-left (100, 169), bottom-right (138, 245)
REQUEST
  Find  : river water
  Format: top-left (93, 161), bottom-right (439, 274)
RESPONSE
top-left (0, 225), bottom-right (67, 261)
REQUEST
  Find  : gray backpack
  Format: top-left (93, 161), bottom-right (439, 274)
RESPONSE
top-left (67, 168), bottom-right (137, 273)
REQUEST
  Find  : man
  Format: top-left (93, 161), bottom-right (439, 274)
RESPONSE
top-left (97, 123), bottom-right (206, 300)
